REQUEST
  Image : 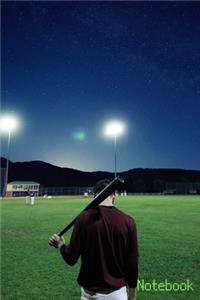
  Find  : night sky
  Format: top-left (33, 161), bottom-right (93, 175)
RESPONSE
top-left (1, 1), bottom-right (200, 172)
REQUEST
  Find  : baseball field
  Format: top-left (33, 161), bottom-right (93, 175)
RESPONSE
top-left (1, 195), bottom-right (200, 300)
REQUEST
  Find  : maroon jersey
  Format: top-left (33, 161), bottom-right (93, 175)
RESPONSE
top-left (60, 205), bottom-right (138, 290)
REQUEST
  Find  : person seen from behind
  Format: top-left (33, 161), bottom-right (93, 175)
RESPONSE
top-left (49, 178), bottom-right (139, 300)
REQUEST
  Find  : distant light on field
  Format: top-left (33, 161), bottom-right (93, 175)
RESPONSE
top-left (72, 131), bottom-right (86, 141)
top-left (104, 120), bottom-right (126, 137)
top-left (0, 115), bottom-right (19, 133)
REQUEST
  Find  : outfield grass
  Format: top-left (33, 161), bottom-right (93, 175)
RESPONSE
top-left (1, 195), bottom-right (200, 300)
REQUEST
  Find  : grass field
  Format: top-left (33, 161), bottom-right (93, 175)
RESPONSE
top-left (1, 195), bottom-right (200, 300)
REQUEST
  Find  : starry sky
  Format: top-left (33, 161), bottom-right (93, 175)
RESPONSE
top-left (1, 1), bottom-right (200, 172)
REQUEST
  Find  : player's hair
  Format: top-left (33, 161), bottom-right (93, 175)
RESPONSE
top-left (94, 179), bottom-right (111, 196)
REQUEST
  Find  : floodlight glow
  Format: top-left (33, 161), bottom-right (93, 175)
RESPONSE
top-left (72, 131), bottom-right (86, 141)
top-left (104, 120), bottom-right (125, 137)
top-left (0, 115), bottom-right (18, 133)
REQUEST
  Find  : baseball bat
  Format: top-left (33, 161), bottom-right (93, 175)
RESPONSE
top-left (49, 177), bottom-right (124, 245)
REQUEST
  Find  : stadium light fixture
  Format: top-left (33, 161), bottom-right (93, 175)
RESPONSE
top-left (104, 120), bottom-right (126, 178)
top-left (0, 115), bottom-right (18, 133)
top-left (0, 115), bottom-right (19, 197)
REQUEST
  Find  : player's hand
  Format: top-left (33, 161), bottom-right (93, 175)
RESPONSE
top-left (49, 234), bottom-right (65, 248)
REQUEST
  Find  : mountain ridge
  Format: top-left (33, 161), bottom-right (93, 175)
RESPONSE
top-left (1, 157), bottom-right (200, 192)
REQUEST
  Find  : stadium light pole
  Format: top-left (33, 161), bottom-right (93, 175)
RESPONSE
top-left (0, 115), bottom-right (18, 197)
top-left (104, 120), bottom-right (125, 178)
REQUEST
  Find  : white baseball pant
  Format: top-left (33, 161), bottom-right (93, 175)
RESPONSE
top-left (81, 286), bottom-right (127, 300)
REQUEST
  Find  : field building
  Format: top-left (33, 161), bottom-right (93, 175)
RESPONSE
top-left (6, 181), bottom-right (40, 197)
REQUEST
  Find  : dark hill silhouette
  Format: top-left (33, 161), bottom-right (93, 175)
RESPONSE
top-left (1, 157), bottom-right (112, 187)
top-left (1, 157), bottom-right (200, 193)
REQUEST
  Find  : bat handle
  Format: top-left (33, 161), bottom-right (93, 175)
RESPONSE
top-left (48, 220), bottom-right (75, 247)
